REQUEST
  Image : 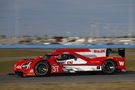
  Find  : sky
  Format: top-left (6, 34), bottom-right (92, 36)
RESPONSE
top-left (0, 0), bottom-right (135, 37)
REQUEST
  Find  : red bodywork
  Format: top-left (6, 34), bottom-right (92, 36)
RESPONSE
top-left (14, 48), bottom-right (126, 76)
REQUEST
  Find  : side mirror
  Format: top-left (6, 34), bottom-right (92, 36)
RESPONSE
top-left (38, 56), bottom-right (43, 59)
top-left (58, 54), bottom-right (62, 60)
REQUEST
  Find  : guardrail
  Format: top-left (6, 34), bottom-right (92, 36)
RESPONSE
top-left (0, 45), bottom-right (135, 48)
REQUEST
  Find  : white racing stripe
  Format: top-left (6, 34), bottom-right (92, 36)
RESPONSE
top-left (64, 65), bottom-right (102, 72)
top-left (76, 49), bottom-right (107, 58)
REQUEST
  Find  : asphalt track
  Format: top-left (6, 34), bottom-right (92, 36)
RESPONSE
top-left (0, 71), bottom-right (135, 83)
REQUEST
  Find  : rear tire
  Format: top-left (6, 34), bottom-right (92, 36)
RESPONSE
top-left (102, 60), bottom-right (116, 74)
top-left (34, 61), bottom-right (50, 76)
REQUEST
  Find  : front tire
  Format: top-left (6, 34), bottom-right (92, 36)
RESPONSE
top-left (102, 60), bottom-right (116, 74)
top-left (34, 61), bottom-right (50, 76)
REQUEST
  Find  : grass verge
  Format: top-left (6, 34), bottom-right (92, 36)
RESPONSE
top-left (0, 82), bottom-right (135, 90)
top-left (0, 59), bottom-right (18, 74)
top-left (0, 49), bottom-right (47, 57)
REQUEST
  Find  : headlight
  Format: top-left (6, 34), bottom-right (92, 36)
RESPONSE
top-left (21, 61), bottom-right (33, 70)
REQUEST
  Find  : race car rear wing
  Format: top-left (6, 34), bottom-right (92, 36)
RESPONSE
top-left (106, 48), bottom-right (125, 57)
top-left (118, 48), bottom-right (125, 57)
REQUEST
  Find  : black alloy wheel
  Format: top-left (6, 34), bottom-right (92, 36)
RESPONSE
top-left (34, 61), bottom-right (50, 76)
top-left (102, 60), bottom-right (116, 74)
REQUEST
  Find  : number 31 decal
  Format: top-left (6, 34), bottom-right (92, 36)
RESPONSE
top-left (52, 67), bottom-right (59, 72)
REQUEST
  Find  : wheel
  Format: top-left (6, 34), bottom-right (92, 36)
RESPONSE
top-left (34, 61), bottom-right (50, 76)
top-left (102, 60), bottom-right (116, 74)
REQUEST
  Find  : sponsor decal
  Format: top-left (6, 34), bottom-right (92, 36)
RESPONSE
top-left (30, 69), bottom-right (34, 73)
top-left (16, 66), bottom-right (21, 69)
top-left (119, 61), bottom-right (124, 66)
top-left (94, 50), bottom-right (105, 53)
top-left (90, 61), bottom-right (101, 63)
top-left (52, 66), bottom-right (59, 72)
top-left (66, 61), bottom-right (73, 64)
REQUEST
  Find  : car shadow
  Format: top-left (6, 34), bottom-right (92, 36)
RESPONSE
top-left (9, 71), bottom-right (135, 78)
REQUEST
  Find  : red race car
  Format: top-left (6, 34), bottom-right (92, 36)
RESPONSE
top-left (14, 48), bottom-right (126, 77)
